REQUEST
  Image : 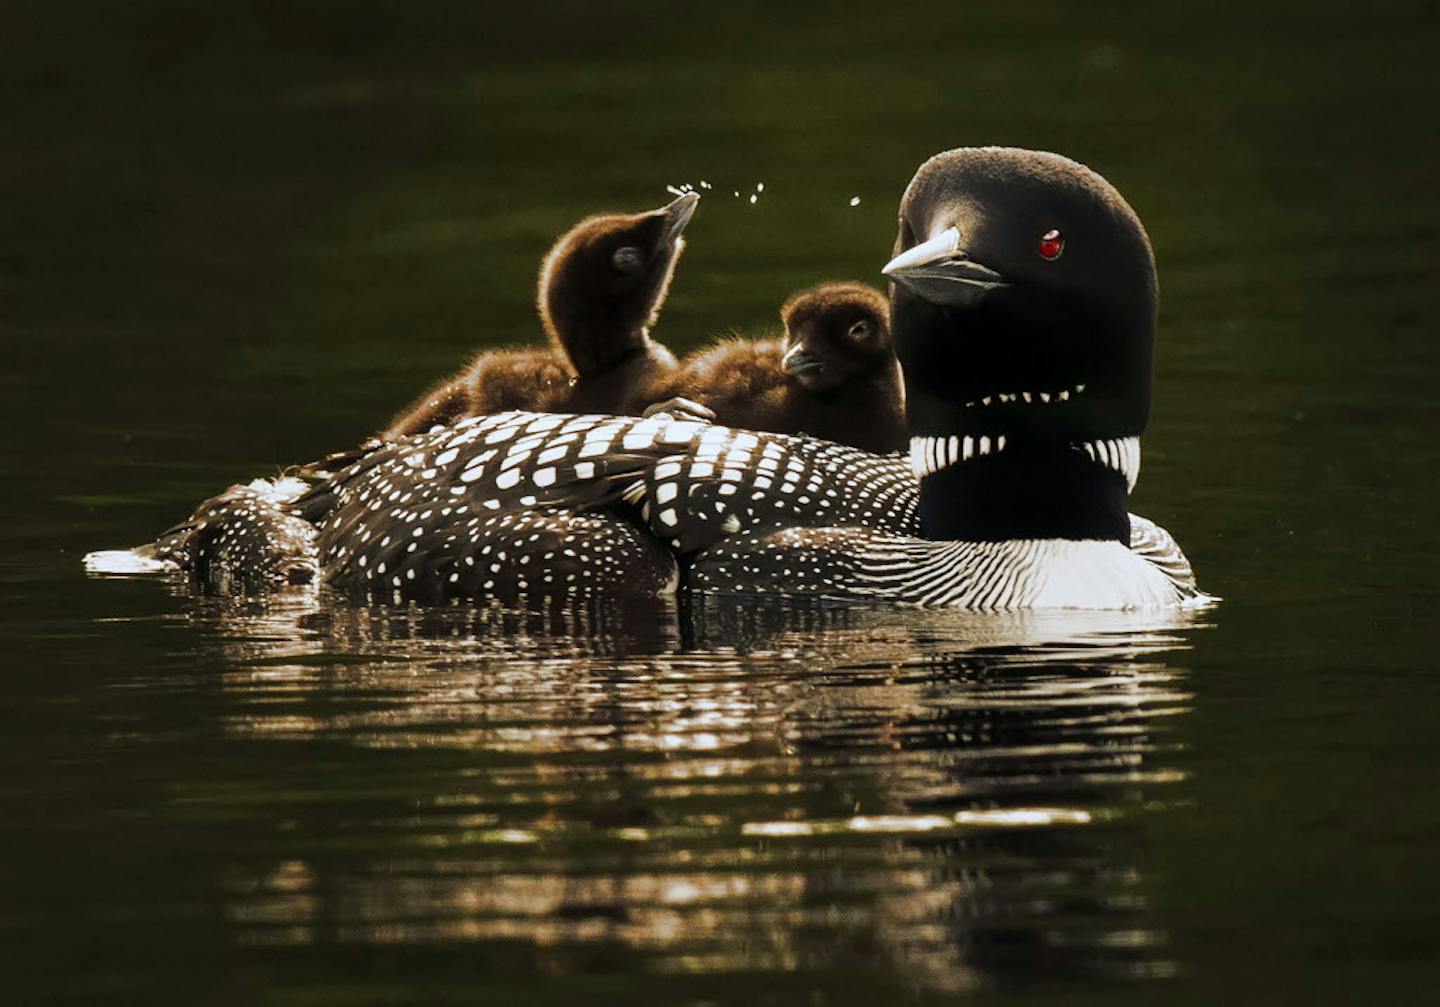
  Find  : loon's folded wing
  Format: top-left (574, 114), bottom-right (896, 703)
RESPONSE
top-left (627, 431), bottom-right (917, 554)
top-left (296, 412), bottom-right (701, 587)
top-left (295, 411), bottom-right (911, 550)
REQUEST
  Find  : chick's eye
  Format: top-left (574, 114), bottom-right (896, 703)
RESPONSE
top-left (611, 246), bottom-right (642, 272)
top-left (847, 320), bottom-right (872, 340)
top-left (1038, 228), bottom-right (1064, 261)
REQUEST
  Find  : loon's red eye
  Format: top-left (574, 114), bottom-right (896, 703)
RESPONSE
top-left (1038, 229), bottom-right (1064, 260)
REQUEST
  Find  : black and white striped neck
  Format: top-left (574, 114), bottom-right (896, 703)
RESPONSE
top-left (908, 433), bottom-right (1139, 544)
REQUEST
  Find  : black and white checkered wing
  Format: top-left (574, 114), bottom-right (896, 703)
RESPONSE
top-left (631, 429), bottom-right (918, 554)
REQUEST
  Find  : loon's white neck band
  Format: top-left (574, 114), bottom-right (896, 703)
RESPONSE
top-left (908, 434), bottom-right (1142, 493)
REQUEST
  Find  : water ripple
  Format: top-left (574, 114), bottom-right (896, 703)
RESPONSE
top-left (105, 593), bottom-right (1215, 992)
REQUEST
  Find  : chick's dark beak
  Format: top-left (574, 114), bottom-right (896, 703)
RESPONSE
top-left (882, 226), bottom-right (1007, 307)
top-left (780, 342), bottom-right (824, 377)
top-left (657, 191), bottom-right (700, 246)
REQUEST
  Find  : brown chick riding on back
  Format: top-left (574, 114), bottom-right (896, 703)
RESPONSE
top-left (642, 282), bottom-right (906, 454)
top-left (381, 193), bottom-right (697, 438)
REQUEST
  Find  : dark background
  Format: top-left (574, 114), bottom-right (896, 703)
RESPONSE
top-left (3, 2), bottom-right (1439, 1003)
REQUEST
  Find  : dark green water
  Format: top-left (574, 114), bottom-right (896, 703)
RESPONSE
top-left (4, 2), bottom-right (1439, 1003)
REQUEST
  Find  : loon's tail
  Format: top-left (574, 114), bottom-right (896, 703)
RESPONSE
top-left (82, 476), bottom-right (319, 592)
top-left (82, 544), bottom-right (175, 576)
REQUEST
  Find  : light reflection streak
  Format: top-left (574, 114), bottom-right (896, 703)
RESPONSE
top-left (741, 807), bottom-right (1094, 837)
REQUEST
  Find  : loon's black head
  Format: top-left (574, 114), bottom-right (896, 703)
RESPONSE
top-left (884, 148), bottom-right (1157, 541)
top-left (886, 147), bottom-right (1155, 444)
top-left (777, 282), bottom-right (892, 393)
top-left (539, 192), bottom-right (699, 378)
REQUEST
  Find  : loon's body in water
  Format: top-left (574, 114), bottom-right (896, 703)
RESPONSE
top-left (380, 193), bottom-right (698, 439)
top-left (286, 409), bottom-right (1192, 607)
top-left (91, 147), bottom-right (1204, 609)
top-left (641, 283), bottom-right (905, 454)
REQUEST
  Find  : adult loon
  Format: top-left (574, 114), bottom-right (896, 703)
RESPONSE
top-left (293, 409), bottom-right (1192, 608)
top-left (640, 282), bottom-right (905, 453)
top-left (381, 192), bottom-right (698, 439)
top-left (90, 147), bottom-right (1203, 609)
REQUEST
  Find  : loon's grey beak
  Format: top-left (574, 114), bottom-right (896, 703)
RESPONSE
top-left (780, 342), bottom-right (824, 376)
top-left (660, 192), bottom-right (701, 244)
top-left (882, 226), bottom-right (1007, 306)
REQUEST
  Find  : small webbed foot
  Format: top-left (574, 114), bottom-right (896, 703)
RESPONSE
top-left (642, 397), bottom-right (716, 424)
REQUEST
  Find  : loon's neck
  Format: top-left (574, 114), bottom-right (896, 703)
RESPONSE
top-left (915, 443), bottom-right (1130, 543)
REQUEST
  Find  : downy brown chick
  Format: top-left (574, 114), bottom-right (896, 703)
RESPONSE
top-left (642, 282), bottom-right (904, 453)
top-left (381, 192), bottom-right (697, 438)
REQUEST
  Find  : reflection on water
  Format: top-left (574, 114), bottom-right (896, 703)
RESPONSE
top-left (145, 592), bottom-right (1207, 994)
